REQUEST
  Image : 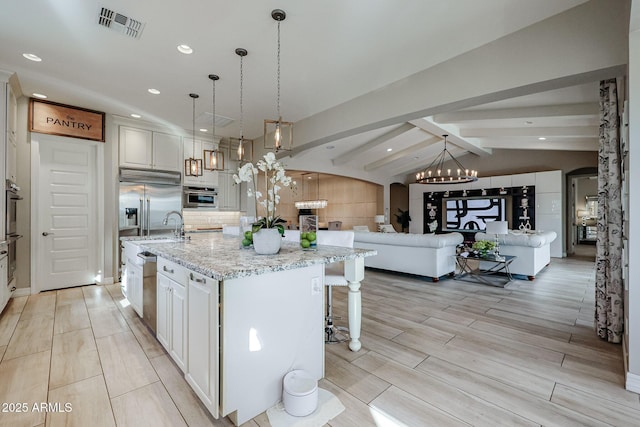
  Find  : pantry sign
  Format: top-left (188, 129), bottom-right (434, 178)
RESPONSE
top-left (29, 99), bottom-right (105, 142)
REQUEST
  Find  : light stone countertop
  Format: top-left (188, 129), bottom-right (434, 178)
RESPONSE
top-left (135, 233), bottom-right (377, 281)
top-left (119, 234), bottom-right (176, 242)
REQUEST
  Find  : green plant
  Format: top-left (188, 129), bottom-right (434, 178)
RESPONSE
top-left (233, 152), bottom-right (293, 235)
top-left (394, 208), bottom-right (411, 232)
top-left (472, 240), bottom-right (496, 253)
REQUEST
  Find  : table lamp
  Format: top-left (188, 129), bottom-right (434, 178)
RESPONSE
top-left (485, 220), bottom-right (508, 259)
top-left (374, 215), bottom-right (385, 232)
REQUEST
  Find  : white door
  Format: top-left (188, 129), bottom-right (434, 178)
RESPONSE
top-left (36, 136), bottom-right (98, 290)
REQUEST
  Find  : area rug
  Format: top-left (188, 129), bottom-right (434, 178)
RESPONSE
top-left (266, 388), bottom-right (345, 427)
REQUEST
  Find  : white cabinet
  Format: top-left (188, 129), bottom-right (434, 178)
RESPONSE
top-left (490, 175), bottom-right (512, 189)
top-left (126, 261), bottom-right (143, 317)
top-left (152, 132), bottom-right (182, 172)
top-left (185, 269), bottom-right (219, 418)
top-left (6, 136), bottom-right (16, 183)
top-left (216, 138), bottom-right (242, 210)
top-left (535, 170), bottom-right (562, 193)
top-left (184, 138), bottom-right (219, 188)
top-left (119, 126), bottom-right (182, 172)
top-left (218, 172), bottom-right (239, 210)
top-left (0, 256), bottom-right (8, 313)
top-left (7, 87), bottom-right (16, 141)
top-left (120, 126), bottom-right (152, 168)
top-left (122, 242), bottom-right (143, 317)
top-left (6, 87), bottom-right (16, 183)
top-left (157, 258), bottom-right (188, 372)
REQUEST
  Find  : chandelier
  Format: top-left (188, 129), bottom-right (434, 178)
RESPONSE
top-left (185, 93), bottom-right (203, 176)
top-left (204, 74), bottom-right (224, 171)
top-left (295, 173), bottom-right (328, 210)
top-left (264, 9), bottom-right (293, 153)
top-left (415, 134), bottom-right (478, 184)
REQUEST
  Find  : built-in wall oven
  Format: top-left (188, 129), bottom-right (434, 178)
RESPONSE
top-left (6, 180), bottom-right (22, 285)
top-left (183, 186), bottom-right (218, 208)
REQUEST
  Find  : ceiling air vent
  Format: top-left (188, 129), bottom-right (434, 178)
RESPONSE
top-left (97, 6), bottom-right (145, 39)
top-left (196, 112), bottom-right (235, 128)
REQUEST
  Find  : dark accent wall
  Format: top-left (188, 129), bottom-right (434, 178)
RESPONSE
top-left (423, 185), bottom-right (536, 241)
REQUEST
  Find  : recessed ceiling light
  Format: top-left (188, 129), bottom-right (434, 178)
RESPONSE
top-left (177, 44), bottom-right (193, 54)
top-left (148, 88), bottom-right (160, 95)
top-left (538, 137), bottom-right (546, 141)
top-left (32, 93), bottom-right (47, 99)
top-left (130, 114), bottom-right (141, 119)
top-left (387, 148), bottom-right (393, 152)
top-left (23, 53), bottom-right (42, 62)
top-left (199, 128), bottom-right (208, 132)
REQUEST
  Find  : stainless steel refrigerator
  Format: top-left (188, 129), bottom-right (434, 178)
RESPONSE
top-left (118, 168), bottom-right (182, 239)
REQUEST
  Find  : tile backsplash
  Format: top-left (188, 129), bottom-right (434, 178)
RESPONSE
top-left (183, 210), bottom-right (244, 230)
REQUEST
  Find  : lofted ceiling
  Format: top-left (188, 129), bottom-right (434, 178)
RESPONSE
top-left (0, 0), bottom-right (612, 183)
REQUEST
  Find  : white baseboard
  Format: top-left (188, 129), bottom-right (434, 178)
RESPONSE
top-left (626, 371), bottom-right (640, 394)
top-left (98, 277), bottom-right (115, 285)
top-left (12, 288), bottom-right (32, 297)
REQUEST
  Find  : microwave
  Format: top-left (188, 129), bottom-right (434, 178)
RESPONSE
top-left (183, 187), bottom-right (218, 208)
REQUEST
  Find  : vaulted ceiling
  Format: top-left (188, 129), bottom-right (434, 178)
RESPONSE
top-left (0, 0), bottom-right (627, 184)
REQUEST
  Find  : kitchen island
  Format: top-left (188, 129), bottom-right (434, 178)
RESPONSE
top-left (135, 233), bottom-right (375, 425)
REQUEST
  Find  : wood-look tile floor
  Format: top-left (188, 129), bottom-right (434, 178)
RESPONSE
top-left (0, 254), bottom-right (637, 426)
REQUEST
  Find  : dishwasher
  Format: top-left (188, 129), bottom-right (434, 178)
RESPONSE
top-left (137, 251), bottom-right (158, 334)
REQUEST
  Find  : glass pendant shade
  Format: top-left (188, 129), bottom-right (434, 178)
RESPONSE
top-left (204, 73), bottom-right (223, 171)
top-left (264, 118), bottom-right (293, 152)
top-left (185, 157), bottom-right (202, 176)
top-left (264, 9), bottom-right (293, 153)
top-left (235, 48), bottom-right (251, 162)
top-left (185, 93), bottom-right (202, 176)
top-left (204, 149), bottom-right (224, 171)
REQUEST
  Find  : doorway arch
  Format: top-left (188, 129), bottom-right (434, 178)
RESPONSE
top-left (566, 167), bottom-right (598, 258)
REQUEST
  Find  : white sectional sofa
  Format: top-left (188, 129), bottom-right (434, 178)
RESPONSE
top-left (353, 231), bottom-right (464, 281)
top-left (474, 230), bottom-right (557, 280)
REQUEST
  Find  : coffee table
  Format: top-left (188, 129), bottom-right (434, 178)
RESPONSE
top-left (454, 253), bottom-right (516, 287)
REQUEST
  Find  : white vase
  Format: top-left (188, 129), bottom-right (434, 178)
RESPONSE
top-left (252, 228), bottom-right (282, 255)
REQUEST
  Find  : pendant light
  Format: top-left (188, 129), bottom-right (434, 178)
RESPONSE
top-left (415, 134), bottom-right (478, 184)
top-left (185, 93), bottom-right (203, 176)
top-left (204, 74), bottom-right (224, 171)
top-left (295, 172), bottom-right (328, 210)
top-left (263, 9), bottom-right (293, 153)
top-left (235, 48), bottom-right (251, 162)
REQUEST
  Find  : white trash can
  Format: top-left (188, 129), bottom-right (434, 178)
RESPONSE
top-left (282, 370), bottom-right (318, 417)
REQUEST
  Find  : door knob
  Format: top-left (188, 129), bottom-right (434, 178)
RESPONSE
top-left (42, 232), bottom-right (54, 236)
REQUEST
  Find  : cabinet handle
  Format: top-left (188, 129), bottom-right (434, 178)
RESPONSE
top-left (190, 273), bottom-right (205, 284)
top-left (163, 265), bottom-right (174, 274)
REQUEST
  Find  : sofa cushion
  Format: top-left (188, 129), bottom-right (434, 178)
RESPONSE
top-left (354, 231), bottom-right (463, 249)
top-left (475, 230), bottom-right (557, 248)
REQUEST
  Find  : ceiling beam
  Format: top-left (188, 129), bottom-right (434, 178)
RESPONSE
top-left (331, 123), bottom-right (415, 166)
top-left (482, 138), bottom-right (598, 151)
top-left (434, 103), bottom-right (598, 123)
top-left (460, 126), bottom-right (598, 138)
top-left (409, 117), bottom-right (492, 156)
top-left (364, 136), bottom-right (440, 171)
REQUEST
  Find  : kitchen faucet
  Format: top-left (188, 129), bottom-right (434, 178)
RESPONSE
top-left (162, 210), bottom-right (185, 238)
